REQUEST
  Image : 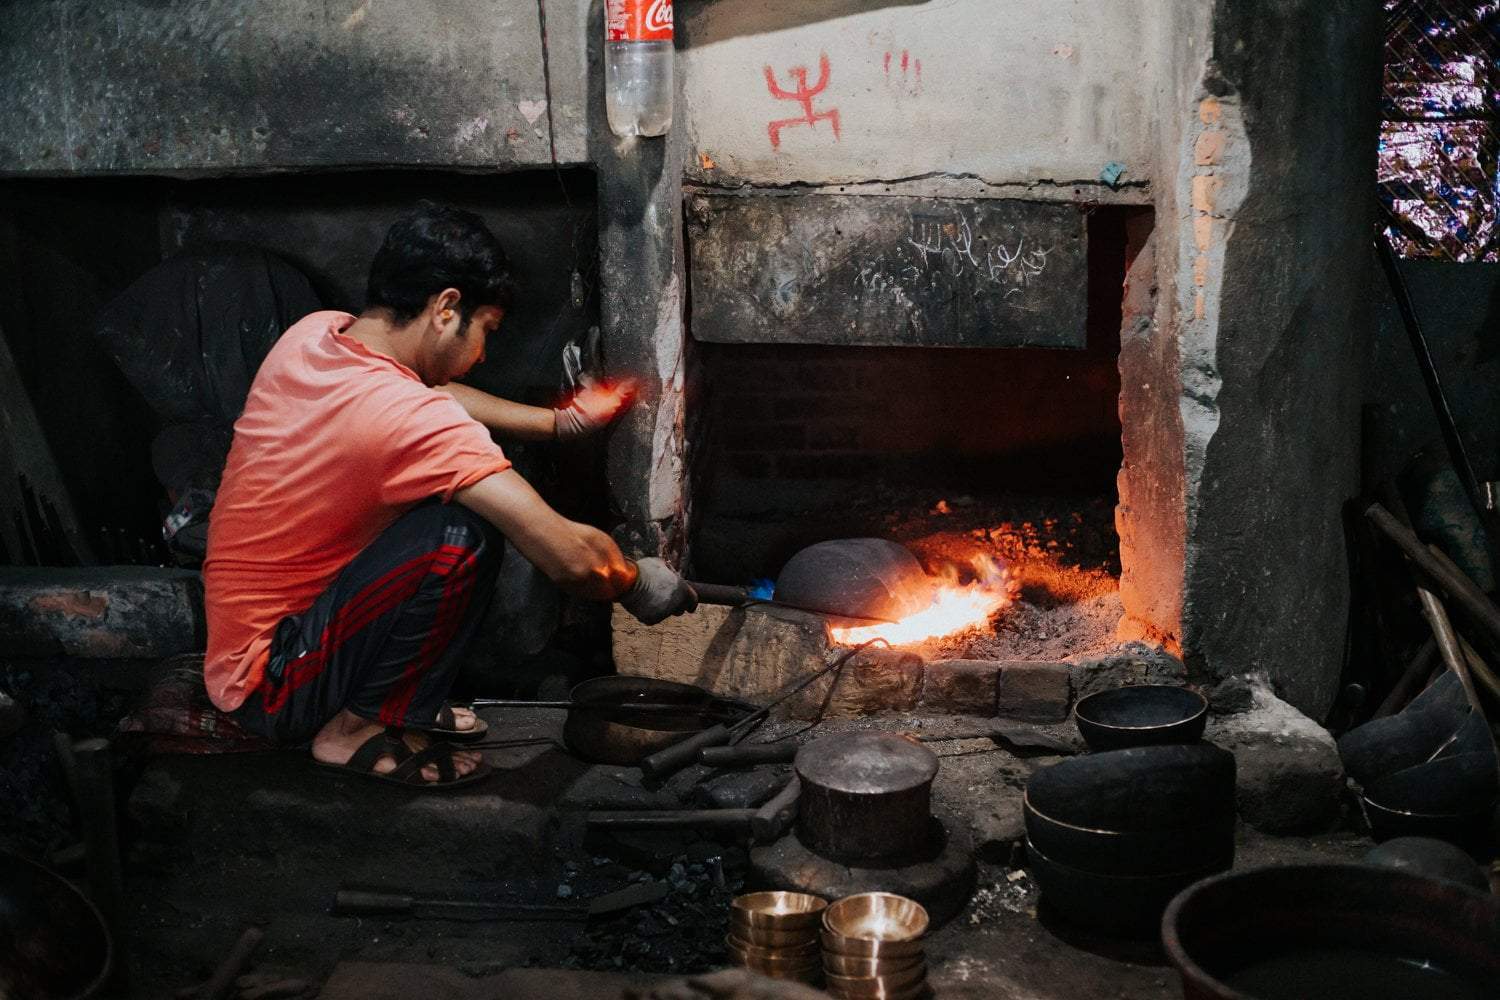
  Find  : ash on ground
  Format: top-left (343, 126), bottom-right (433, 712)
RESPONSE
top-left (964, 866), bottom-right (1039, 926)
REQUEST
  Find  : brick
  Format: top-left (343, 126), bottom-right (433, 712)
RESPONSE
top-left (0, 567), bottom-right (202, 658)
top-left (920, 659), bottom-right (1000, 715)
top-left (1194, 130), bottom-right (1225, 166)
top-left (807, 647), bottom-right (923, 716)
top-left (995, 661), bottom-right (1071, 722)
top-left (1191, 173), bottom-right (1221, 213)
top-left (611, 602), bottom-right (738, 686)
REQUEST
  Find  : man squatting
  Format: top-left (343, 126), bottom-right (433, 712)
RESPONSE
top-left (202, 203), bottom-right (698, 788)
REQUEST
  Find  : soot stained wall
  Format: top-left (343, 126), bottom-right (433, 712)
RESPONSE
top-left (0, 170), bottom-right (599, 559)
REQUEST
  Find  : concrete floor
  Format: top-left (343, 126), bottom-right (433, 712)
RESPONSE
top-left (120, 706), bottom-right (1373, 999)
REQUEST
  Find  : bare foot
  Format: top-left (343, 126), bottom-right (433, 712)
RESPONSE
top-left (443, 704), bottom-right (480, 732)
top-left (311, 709), bottom-right (482, 783)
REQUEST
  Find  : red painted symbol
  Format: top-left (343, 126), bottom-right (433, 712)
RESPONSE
top-left (763, 53), bottom-right (840, 150)
top-left (883, 49), bottom-right (921, 92)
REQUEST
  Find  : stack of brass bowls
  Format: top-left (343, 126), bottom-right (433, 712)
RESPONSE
top-left (726, 891), bottom-right (827, 985)
top-left (820, 893), bottom-right (930, 999)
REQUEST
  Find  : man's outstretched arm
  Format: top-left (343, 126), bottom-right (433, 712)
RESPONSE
top-left (453, 469), bottom-right (695, 623)
top-left (441, 383), bottom-right (558, 441)
top-left (442, 380), bottom-right (637, 442)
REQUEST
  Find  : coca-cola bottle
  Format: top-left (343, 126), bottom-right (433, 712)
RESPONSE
top-left (605, 0), bottom-right (673, 137)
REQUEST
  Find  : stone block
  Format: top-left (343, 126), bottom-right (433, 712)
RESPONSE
top-left (610, 602), bottom-right (737, 687)
top-left (1205, 675), bottom-right (1344, 834)
top-left (1066, 641), bottom-right (1188, 701)
top-left (0, 567), bottom-right (202, 658)
top-left (920, 659), bottom-right (999, 716)
top-left (996, 661), bottom-right (1071, 722)
top-left (806, 647), bottom-right (923, 717)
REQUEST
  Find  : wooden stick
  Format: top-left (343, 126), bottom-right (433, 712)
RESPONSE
top-left (1456, 634), bottom-right (1500, 704)
top-left (1365, 502), bottom-right (1500, 647)
top-left (1412, 575), bottom-right (1498, 760)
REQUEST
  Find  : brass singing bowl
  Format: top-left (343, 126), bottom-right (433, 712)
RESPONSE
top-left (825, 981), bottom-right (928, 1000)
top-left (728, 918), bottom-right (819, 949)
top-left (824, 961), bottom-right (928, 997)
top-left (822, 892), bottom-right (929, 942)
top-left (823, 950), bottom-right (924, 977)
top-left (730, 890), bottom-right (828, 930)
top-left (820, 928), bottom-right (926, 960)
top-left (725, 934), bottom-right (820, 968)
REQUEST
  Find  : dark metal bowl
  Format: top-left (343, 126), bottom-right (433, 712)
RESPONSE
top-left (1024, 743), bottom-right (1237, 833)
top-left (1364, 837), bottom-right (1490, 892)
top-left (1023, 792), bottom-right (1235, 876)
top-left (0, 851), bottom-right (112, 1000)
top-left (1025, 839), bottom-right (1219, 938)
top-left (1074, 684), bottom-right (1209, 751)
top-left (1162, 864), bottom-right (1500, 1000)
top-left (1360, 751), bottom-right (1498, 854)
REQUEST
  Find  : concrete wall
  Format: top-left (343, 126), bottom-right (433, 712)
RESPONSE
top-left (1165, 0), bottom-right (1381, 715)
top-left (1366, 261), bottom-right (1500, 491)
top-left (680, 0), bottom-right (1157, 197)
top-left (0, 0), bottom-right (589, 174)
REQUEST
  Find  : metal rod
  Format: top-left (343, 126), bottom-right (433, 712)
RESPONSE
top-left (1375, 234), bottom-right (1500, 571)
top-left (66, 738), bottom-right (130, 993)
top-left (1413, 583), bottom-right (1498, 760)
top-left (468, 699), bottom-right (737, 716)
top-left (1365, 503), bottom-right (1500, 647)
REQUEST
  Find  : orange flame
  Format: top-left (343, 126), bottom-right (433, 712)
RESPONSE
top-left (830, 554), bottom-right (1012, 647)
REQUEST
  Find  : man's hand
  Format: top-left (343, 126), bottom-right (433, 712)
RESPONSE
top-left (555, 379), bottom-right (638, 440)
top-left (620, 557), bottom-right (698, 625)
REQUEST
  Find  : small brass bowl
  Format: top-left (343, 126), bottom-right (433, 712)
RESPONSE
top-left (824, 961), bottom-right (927, 997)
top-left (822, 892), bottom-right (929, 942)
top-left (728, 917), bottom-right (819, 949)
top-left (725, 934), bottom-right (820, 967)
top-left (820, 928), bottom-right (926, 961)
top-left (826, 981), bottom-right (927, 1000)
top-left (823, 950), bottom-right (924, 977)
top-left (730, 890), bottom-right (828, 930)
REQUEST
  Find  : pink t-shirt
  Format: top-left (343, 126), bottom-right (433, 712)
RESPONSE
top-left (203, 311), bottom-right (510, 711)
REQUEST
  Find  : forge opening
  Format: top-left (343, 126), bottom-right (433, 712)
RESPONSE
top-left (687, 207), bottom-right (1149, 661)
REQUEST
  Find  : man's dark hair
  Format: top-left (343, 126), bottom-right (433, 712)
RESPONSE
top-left (365, 201), bottom-right (514, 326)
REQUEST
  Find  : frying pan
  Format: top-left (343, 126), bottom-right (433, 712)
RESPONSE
top-left (689, 538), bottom-right (935, 623)
top-left (555, 677), bottom-right (755, 766)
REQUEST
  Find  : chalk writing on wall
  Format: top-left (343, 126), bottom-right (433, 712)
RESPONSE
top-left (852, 214), bottom-right (1054, 306)
top-left (764, 53), bottom-right (840, 150)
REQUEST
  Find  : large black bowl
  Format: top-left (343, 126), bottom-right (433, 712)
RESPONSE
top-left (1023, 792), bottom-right (1235, 876)
top-left (1026, 839), bottom-right (1219, 938)
top-left (0, 851), bottom-right (112, 1000)
top-left (1162, 864), bottom-right (1500, 1000)
top-left (1360, 751), bottom-right (1498, 855)
top-left (1074, 684), bottom-right (1208, 751)
top-left (1024, 743), bottom-right (1237, 833)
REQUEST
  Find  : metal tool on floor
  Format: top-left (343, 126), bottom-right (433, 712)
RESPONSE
top-left (638, 639), bottom-right (886, 780)
top-left (332, 879), bottom-right (671, 923)
top-left (585, 776), bottom-right (802, 844)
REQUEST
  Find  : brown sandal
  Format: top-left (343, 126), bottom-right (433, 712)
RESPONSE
top-left (314, 727), bottom-right (491, 790)
top-left (424, 704), bottom-right (490, 743)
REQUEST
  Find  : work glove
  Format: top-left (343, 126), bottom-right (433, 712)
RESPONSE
top-left (554, 379), bottom-right (637, 440)
top-left (556, 326), bottom-right (637, 440)
top-left (620, 557), bottom-right (698, 625)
